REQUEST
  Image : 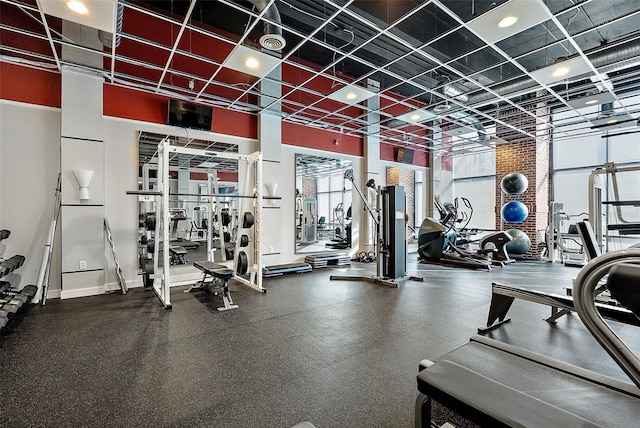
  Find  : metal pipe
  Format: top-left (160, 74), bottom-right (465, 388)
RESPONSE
top-left (465, 39), bottom-right (640, 107)
top-left (248, 0), bottom-right (286, 51)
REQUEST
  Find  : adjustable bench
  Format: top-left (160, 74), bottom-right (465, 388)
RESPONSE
top-left (189, 261), bottom-right (238, 311)
top-left (169, 246), bottom-right (187, 265)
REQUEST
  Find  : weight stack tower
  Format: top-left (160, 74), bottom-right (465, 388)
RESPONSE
top-left (382, 186), bottom-right (406, 279)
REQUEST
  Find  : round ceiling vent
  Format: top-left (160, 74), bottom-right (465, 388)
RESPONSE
top-left (260, 34), bottom-right (286, 51)
top-left (433, 104), bottom-right (451, 113)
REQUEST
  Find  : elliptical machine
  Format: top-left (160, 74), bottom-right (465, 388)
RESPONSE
top-left (417, 198), bottom-right (508, 270)
top-left (444, 197), bottom-right (514, 265)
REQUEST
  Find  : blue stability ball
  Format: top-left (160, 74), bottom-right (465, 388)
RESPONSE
top-left (501, 200), bottom-right (529, 224)
top-left (505, 229), bottom-right (531, 255)
top-left (500, 172), bottom-right (529, 196)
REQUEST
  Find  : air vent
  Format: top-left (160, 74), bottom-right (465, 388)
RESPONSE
top-left (260, 34), bottom-right (286, 51)
top-left (433, 104), bottom-right (451, 113)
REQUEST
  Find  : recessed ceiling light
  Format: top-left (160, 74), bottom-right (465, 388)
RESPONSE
top-left (552, 66), bottom-right (571, 78)
top-left (529, 56), bottom-right (592, 85)
top-left (66, 1), bottom-right (88, 14)
top-left (466, 0), bottom-right (550, 44)
top-left (396, 109), bottom-right (436, 124)
top-left (565, 91), bottom-right (616, 109)
top-left (245, 57), bottom-right (260, 69)
top-left (40, 0), bottom-right (114, 32)
top-left (327, 85), bottom-right (376, 105)
top-left (221, 45), bottom-right (282, 78)
top-left (590, 113), bottom-right (634, 130)
top-left (498, 15), bottom-right (518, 28)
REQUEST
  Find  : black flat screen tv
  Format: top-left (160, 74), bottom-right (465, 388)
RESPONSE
top-left (394, 147), bottom-right (415, 164)
top-left (167, 99), bottom-right (213, 130)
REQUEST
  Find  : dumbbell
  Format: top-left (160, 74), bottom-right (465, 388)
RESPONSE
top-left (8, 255), bottom-right (25, 270)
top-left (0, 295), bottom-right (27, 313)
top-left (0, 255), bottom-right (25, 275)
top-left (0, 280), bottom-right (11, 294)
top-left (0, 285), bottom-right (36, 310)
top-left (19, 285), bottom-right (38, 300)
top-left (1, 310), bottom-right (9, 329)
top-left (0, 261), bottom-right (14, 277)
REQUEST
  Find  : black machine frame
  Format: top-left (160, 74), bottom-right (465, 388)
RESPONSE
top-left (330, 169), bottom-right (423, 287)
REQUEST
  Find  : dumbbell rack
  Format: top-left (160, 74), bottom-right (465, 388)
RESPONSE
top-left (0, 229), bottom-right (38, 331)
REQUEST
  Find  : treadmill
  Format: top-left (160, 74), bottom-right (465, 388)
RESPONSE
top-left (415, 248), bottom-right (640, 428)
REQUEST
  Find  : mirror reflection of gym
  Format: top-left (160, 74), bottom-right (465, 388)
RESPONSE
top-left (295, 154), bottom-right (353, 254)
top-left (137, 132), bottom-right (240, 280)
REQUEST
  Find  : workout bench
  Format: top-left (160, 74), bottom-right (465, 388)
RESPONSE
top-left (188, 261), bottom-right (238, 311)
top-left (169, 246), bottom-right (187, 265)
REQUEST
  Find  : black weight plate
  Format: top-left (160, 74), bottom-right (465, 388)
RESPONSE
top-left (242, 212), bottom-right (255, 228)
top-left (236, 251), bottom-right (248, 275)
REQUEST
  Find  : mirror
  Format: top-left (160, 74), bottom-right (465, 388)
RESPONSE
top-left (137, 132), bottom-right (240, 276)
top-left (295, 154), bottom-right (353, 254)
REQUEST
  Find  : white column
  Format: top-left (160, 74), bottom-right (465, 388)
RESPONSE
top-left (362, 78), bottom-right (381, 251)
top-left (258, 64), bottom-right (283, 263)
top-left (59, 67), bottom-right (105, 298)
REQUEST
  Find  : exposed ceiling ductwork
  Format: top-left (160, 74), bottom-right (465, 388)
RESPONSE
top-left (249, 0), bottom-right (286, 51)
top-left (464, 39), bottom-right (640, 107)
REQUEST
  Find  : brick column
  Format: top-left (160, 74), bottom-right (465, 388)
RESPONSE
top-left (495, 92), bottom-right (550, 259)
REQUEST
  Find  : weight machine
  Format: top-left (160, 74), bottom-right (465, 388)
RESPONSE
top-left (330, 169), bottom-right (423, 287)
top-left (589, 162), bottom-right (640, 253)
top-left (128, 138), bottom-right (266, 309)
top-left (546, 201), bottom-right (587, 265)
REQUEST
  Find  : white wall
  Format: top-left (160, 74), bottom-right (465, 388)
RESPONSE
top-left (0, 101), bottom-right (62, 295)
top-left (0, 100), bottom-right (430, 297)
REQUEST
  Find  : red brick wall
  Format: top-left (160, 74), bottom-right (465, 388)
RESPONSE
top-left (496, 93), bottom-right (550, 259)
top-left (386, 167), bottom-right (415, 230)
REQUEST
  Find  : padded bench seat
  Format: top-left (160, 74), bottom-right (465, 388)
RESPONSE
top-left (169, 246), bottom-right (188, 265)
top-left (416, 335), bottom-right (640, 428)
top-left (193, 260), bottom-right (227, 273)
top-left (607, 223), bottom-right (640, 235)
top-left (191, 260), bottom-right (237, 311)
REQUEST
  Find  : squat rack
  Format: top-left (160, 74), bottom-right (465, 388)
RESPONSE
top-left (129, 138), bottom-right (265, 309)
top-left (588, 162), bottom-right (640, 252)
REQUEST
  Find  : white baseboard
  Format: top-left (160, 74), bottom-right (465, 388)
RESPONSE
top-left (56, 272), bottom-right (203, 300)
top-left (60, 286), bottom-right (108, 300)
top-left (46, 288), bottom-right (62, 300)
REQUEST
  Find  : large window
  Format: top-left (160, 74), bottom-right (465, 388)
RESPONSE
top-left (452, 149), bottom-right (496, 230)
top-left (552, 96), bottom-right (640, 250)
top-left (317, 174), bottom-right (352, 226)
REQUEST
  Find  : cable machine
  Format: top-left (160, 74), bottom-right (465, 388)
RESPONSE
top-left (330, 169), bottom-right (423, 287)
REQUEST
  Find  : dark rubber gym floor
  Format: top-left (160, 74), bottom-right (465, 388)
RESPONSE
top-left (1, 256), bottom-right (639, 427)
